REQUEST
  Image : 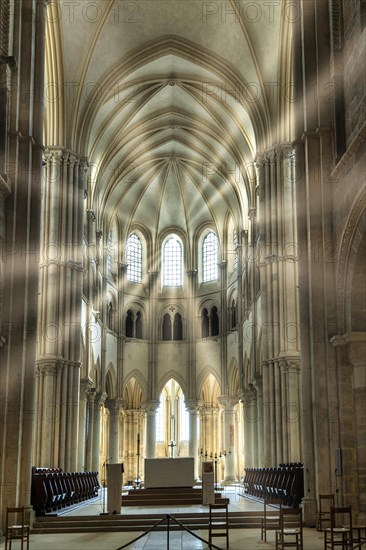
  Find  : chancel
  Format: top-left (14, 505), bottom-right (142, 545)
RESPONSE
top-left (0, 0), bottom-right (365, 545)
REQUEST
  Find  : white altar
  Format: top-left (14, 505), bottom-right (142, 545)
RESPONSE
top-left (144, 458), bottom-right (194, 488)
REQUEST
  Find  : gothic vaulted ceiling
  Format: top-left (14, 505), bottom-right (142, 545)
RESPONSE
top-left (45, 0), bottom-right (291, 245)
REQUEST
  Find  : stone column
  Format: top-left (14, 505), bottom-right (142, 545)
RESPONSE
top-left (77, 379), bottom-right (92, 470)
top-left (219, 396), bottom-right (238, 483)
top-left (38, 363), bottom-right (57, 466)
top-left (287, 359), bottom-right (301, 462)
top-left (92, 393), bottom-right (106, 473)
top-left (121, 410), bottom-right (133, 481)
top-left (85, 389), bottom-right (96, 471)
top-left (105, 398), bottom-right (125, 464)
top-left (148, 272), bottom-right (159, 400)
top-left (236, 239), bottom-right (244, 391)
top-left (117, 263), bottom-right (128, 397)
top-left (219, 262), bottom-right (228, 391)
top-left (262, 363), bottom-right (271, 466)
top-left (143, 400), bottom-right (159, 459)
top-left (331, 333), bottom-right (366, 517)
top-left (292, 0), bottom-right (337, 527)
top-left (238, 389), bottom-right (253, 468)
top-left (186, 270), bottom-right (197, 398)
top-left (347, 334), bottom-right (366, 515)
top-left (185, 399), bottom-right (199, 479)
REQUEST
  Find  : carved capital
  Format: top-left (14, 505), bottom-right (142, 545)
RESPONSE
top-left (255, 153), bottom-right (264, 168)
top-left (99, 391), bottom-right (107, 405)
top-left (237, 388), bottom-right (249, 404)
top-left (43, 147), bottom-right (64, 164)
top-left (141, 399), bottom-right (160, 414)
top-left (37, 363), bottom-right (57, 376)
top-left (286, 358), bottom-right (301, 373)
top-left (67, 151), bottom-right (80, 166)
top-left (87, 209), bottom-right (96, 222)
top-left (80, 377), bottom-right (94, 394)
top-left (184, 399), bottom-right (199, 414)
top-left (279, 358), bottom-right (288, 373)
top-left (199, 405), bottom-right (220, 417)
top-left (264, 147), bottom-right (276, 162)
top-left (279, 142), bottom-right (294, 159)
top-left (105, 398), bottom-right (126, 412)
top-left (87, 388), bottom-right (98, 403)
top-left (248, 207), bottom-right (256, 221)
top-left (218, 395), bottom-right (238, 410)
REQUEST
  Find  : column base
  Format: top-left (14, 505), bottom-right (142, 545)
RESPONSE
top-left (301, 496), bottom-right (317, 527)
top-left (223, 476), bottom-right (237, 485)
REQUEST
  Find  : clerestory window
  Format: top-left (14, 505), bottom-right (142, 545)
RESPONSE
top-left (203, 232), bottom-right (218, 282)
top-left (126, 233), bottom-right (142, 283)
top-left (163, 236), bottom-right (182, 286)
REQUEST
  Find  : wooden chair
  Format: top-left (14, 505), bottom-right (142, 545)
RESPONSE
top-left (275, 507), bottom-right (303, 550)
top-left (317, 494), bottom-right (335, 531)
top-left (5, 507), bottom-right (30, 550)
top-left (324, 506), bottom-right (352, 550)
top-left (209, 502), bottom-right (229, 549)
top-left (261, 498), bottom-right (282, 542)
top-left (349, 525), bottom-right (366, 550)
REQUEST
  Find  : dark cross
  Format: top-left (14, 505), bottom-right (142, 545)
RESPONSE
top-left (169, 305), bottom-right (175, 312)
top-left (168, 440), bottom-right (176, 458)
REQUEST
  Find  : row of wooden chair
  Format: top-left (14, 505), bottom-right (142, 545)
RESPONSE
top-left (31, 467), bottom-right (99, 515)
top-left (243, 465), bottom-right (304, 507)
top-left (259, 499), bottom-right (304, 549)
top-left (318, 499), bottom-right (366, 550)
top-left (260, 497), bottom-right (365, 550)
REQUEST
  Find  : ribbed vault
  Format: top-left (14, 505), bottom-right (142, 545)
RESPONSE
top-left (45, 0), bottom-right (292, 248)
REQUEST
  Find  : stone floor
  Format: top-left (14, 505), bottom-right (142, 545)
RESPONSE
top-left (0, 487), bottom-right (327, 550)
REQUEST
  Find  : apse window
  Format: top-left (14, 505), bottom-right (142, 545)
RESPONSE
top-left (203, 232), bottom-right (218, 282)
top-left (126, 233), bottom-right (142, 283)
top-left (163, 235), bottom-right (183, 286)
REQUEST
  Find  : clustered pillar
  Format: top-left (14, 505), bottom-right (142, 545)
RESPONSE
top-left (257, 144), bottom-right (301, 468)
top-left (35, 148), bottom-right (87, 470)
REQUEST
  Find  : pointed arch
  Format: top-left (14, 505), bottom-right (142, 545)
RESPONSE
top-left (197, 367), bottom-right (221, 400)
top-left (93, 357), bottom-right (101, 391)
top-left (227, 358), bottom-right (239, 396)
top-left (123, 369), bottom-right (148, 404)
top-left (105, 363), bottom-right (117, 399)
top-left (157, 370), bottom-right (187, 398)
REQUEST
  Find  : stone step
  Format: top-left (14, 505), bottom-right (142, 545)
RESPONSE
top-left (122, 487), bottom-right (229, 506)
top-left (32, 511), bottom-right (264, 534)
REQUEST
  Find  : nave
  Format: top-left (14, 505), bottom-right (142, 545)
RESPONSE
top-left (1, 0), bottom-right (365, 539)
